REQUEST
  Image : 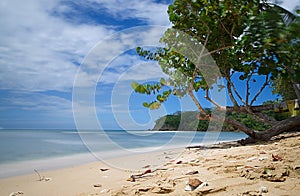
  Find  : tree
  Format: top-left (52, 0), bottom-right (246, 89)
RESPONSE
top-left (132, 0), bottom-right (300, 144)
top-left (269, 9), bottom-right (300, 100)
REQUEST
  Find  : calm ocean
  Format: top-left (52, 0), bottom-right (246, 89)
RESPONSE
top-left (0, 129), bottom-right (246, 177)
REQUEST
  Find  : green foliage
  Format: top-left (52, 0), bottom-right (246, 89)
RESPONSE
top-left (153, 111), bottom-right (205, 131)
top-left (132, 0), bottom-right (299, 135)
top-left (270, 76), bottom-right (297, 101)
top-left (154, 110), bottom-right (272, 132)
top-left (133, 0), bottom-right (299, 109)
top-left (227, 112), bottom-right (271, 131)
top-left (154, 114), bottom-right (181, 130)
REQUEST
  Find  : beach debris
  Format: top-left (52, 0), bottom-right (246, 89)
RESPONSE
top-left (272, 154), bottom-right (283, 161)
top-left (93, 183), bottom-right (102, 188)
top-left (244, 165), bottom-right (254, 169)
top-left (9, 191), bottom-right (24, 196)
top-left (138, 187), bottom-right (151, 192)
top-left (185, 184), bottom-right (193, 191)
top-left (294, 165), bottom-right (300, 170)
top-left (100, 189), bottom-right (108, 193)
top-left (247, 156), bottom-right (257, 161)
top-left (44, 177), bottom-right (52, 181)
top-left (151, 187), bottom-right (174, 194)
top-left (266, 176), bottom-right (286, 182)
top-left (263, 168), bottom-right (289, 182)
top-left (142, 165), bottom-right (151, 168)
top-left (100, 168), bottom-right (109, 172)
top-left (176, 160), bottom-right (182, 164)
top-left (187, 178), bottom-right (202, 190)
top-left (259, 156), bottom-right (268, 161)
top-left (184, 178), bottom-right (202, 191)
top-left (185, 170), bottom-right (199, 175)
top-left (34, 169), bottom-right (43, 181)
top-left (265, 164), bottom-right (276, 171)
top-left (240, 170), bottom-right (261, 180)
top-left (127, 176), bottom-right (136, 182)
top-left (242, 190), bottom-right (263, 195)
top-left (185, 179), bottom-right (208, 191)
top-left (127, 169), bottom-right (153, 182)
top-left (143, 169), bottom-right (152, 175)
top-left (259, 186), bottom-right (268, 193)
top-left (34, 169), bottom-right (51, 182)
top-left (263, 168), bottom-right (271, 175)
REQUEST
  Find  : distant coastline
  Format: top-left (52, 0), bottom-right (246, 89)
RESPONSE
top-left (152, 110), bottom-right (272, 132)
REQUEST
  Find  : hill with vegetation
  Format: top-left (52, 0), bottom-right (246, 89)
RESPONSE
top-left (153, 109), bottom-right (288, 132)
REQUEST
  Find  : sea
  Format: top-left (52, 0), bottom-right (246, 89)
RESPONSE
top-left (0, 129), bottom-right (247, 178)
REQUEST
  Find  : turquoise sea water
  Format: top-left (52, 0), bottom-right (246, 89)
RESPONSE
top-left (0, 129), bottom-right (247, 164)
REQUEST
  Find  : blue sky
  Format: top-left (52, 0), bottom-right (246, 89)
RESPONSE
top-left (0, 0), bottom-right (299, 130)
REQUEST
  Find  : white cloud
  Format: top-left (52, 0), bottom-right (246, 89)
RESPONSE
top-left (0, 0), bottom-right (171, 92)
top-left (73, 25), bottom-right (168, 90)
top-left (0, 0), bottom-right (173, 129)
top-left (98, 54), bottom-right (167, 84)
top-left (86, 0), bottom-right (171, 25)
top-left (0, 0), bottom-right (111, 92)
top-left (1, 92), bottom-right (72, 115)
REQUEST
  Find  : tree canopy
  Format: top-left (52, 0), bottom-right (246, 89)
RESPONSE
top-left (132, 0), bottom-right (300, 143)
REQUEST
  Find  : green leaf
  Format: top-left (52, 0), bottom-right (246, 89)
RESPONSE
top-left (131, 81), bottom-right (139, 90)
top-left (160, 78), bottom-right (167, 85)
top-left (163, 90), bottom-right (170, 96)
top-left (143, 102), bottom-right (149, 107)
top-left (149, 102), bottom-right (161, 110)
top-left (131, 82), bottom-right (147, 93)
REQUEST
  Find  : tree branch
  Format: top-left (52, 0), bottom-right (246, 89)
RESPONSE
top-left (246, 72), bottom-right (254, 106)
top-left (250, 75), bottom-right (269, 106)
top-left (204, 88), bottom-right (222, 109)
top-left (230, 23), bottom-right (236, 36)
top-left (224, 117), bottom-right (257, 138)
top-left (202, 45), bottom-right (234, 57)
top-left (188, 88), bottom-right (206, 115)
top-left (188, 66), bottom-right (207, 115)
top-left (225, 75), bottom-right (239, 108)
top-left (219, 17), bottom-right (232, 38)
top-left (228, 76), bottom-right (247, 105)
top-left (257, 115), bottom-right (300, 140)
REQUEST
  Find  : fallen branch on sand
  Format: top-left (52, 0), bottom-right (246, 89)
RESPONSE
top-left (127, 168), bottom-right (168, 182)
top-left (34, 169), bottom-right (51, 182)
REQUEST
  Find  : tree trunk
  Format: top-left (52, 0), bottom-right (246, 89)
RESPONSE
top-left (224, 117), bottom-right (256, 138)
top-left (231, 115), bottom-right (300, 145)
top-left (255, 115), bottom-right (300, 140)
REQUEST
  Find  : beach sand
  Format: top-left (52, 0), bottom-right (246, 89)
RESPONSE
top-left (0, 132), bottom-right (299, 196)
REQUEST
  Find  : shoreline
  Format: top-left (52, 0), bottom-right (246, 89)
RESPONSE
top-left (0, 144), bottom-right (189, 179)
top-left (0, 133), bottom-right (246, 179)
top-left (0, 132), bottom-right (299, 195)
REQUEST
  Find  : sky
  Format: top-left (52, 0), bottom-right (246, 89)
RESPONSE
top-left (0, 0), bottom-right (299, 130)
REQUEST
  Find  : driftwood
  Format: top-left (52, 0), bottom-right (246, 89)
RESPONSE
top-left (127, 168), bottom-right (168, 182)
top-left (34, 169), bottom-right (51, 182)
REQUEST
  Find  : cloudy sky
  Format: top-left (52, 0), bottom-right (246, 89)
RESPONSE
top-left (0, 0), bottom-right (299, 130)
